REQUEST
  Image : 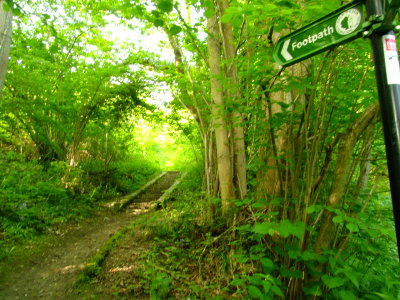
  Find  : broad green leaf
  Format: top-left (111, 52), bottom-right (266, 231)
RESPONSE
top-left (260, 258), bottom-right (275, 273)
top-left (2, 2), bottom-right (10, 11)
top-left (220, 14), bottom-right (234, 23)
top-left (169, 25), bottom-right (182, 35)
top-left (303, 284), bottom-right (322, 296)
top-left (374, 292), bottom-right (397, 300)
top-left (291, 221), bottom-right (306, 240)
top-left (252, 222), bottom-right (273, 235)
top-left (277, 219), bottom-right (291, 237)
top-left (204, 9), bottom-right (213, 18)
top-left (157, 0), bottom-right (173, 13)
top-left (220, 7), bottom-right (244, 23)
top-left (288, 249), bottom-right (301, 259)
top-left (276, 1), bottom-right (299, 8)
top-left (332, 215), bottom-right (344, 224)
top-left (262, 281), bottom-right (271, 294)
top-left (344, 271), bottom-right (360, 289)
top-left (322, 275), bottom-right (345, 289)
top-left (277, 219), bottom-right (305, 239)
top-left (248, 285), bottom-right (263, 299)
top-left (49, 45), bottom-right (59, 54)
top-left (230, 278), bottom-right (245, 286)
top-left (337, 290), bottom-right (357, 300)
top-left (346, 223), bottom-right (359, 233)
top-left (301, 250), bottom-right (317, 261)
top-left (271, 284), bottom-right (284, 297)
top-left (306, 205), bottom-right (322, 214)
top-left (153, 19), bottom-right (164, 27)
top-left (280, 266), bottom-right (302, 278)
top-left (203, 0), bottom-right (213, 9)
top-left (249, 274), bottom-right (265, 286)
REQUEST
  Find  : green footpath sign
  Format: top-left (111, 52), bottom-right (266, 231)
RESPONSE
top-left (273, 2), bottom-right (364, 66)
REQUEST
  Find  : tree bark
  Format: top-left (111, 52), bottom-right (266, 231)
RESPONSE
top-left (217, 0), bottom-right (247, 200)
top-left (0, 0), bottom-right (12, 96)
top-left (314, 102), bottom-right (380, 253)
top-left (207, 5), bottom-right (235, 213)
top-left (164, 28), bottom-right (219, 198)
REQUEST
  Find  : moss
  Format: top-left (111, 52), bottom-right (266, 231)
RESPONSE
top-left (74, 225), bottom-right (131, 287)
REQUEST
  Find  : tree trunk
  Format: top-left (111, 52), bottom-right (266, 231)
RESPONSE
top-left (0, 0), bottom-right (12, 96)
top-left (164, 28), bottom-right (219, 199)
top-left (314, 102), bottom-right (380, 253)
top-left (207, 5), bottom-right (235, 213)
top-left (217, 0), bottom-right (247, 200)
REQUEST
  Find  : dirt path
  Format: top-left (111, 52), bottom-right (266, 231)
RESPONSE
top-left (0, 171), bottom-right (180, 300)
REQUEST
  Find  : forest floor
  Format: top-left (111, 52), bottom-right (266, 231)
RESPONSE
top-left (0, 171), bottom-right (180, 300)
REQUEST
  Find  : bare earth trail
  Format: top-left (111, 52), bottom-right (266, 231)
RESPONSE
top-left (0, 171), bottom-right (180, 300)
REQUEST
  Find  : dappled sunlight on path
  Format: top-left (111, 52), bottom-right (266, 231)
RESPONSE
top-left (0, 171), bottom-right (181, 300)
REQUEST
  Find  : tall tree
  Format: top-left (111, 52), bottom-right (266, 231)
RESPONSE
top-left (0, 0), bottom-right (12, 96)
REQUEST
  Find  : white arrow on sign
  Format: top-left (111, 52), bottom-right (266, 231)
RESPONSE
top-left (281, 39), bottom-right (293, 61)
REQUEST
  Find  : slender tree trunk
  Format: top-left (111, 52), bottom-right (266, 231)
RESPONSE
top-left (217, 0), bottom-right (247, 200)
top-left (207, 6), bottom-right (235, 213)
top-left (314, 102), bottom-right (380, 253)
top-left (165, 29), bottom-right (219, 200)
top-left (0, 0), bottom-right (12, 96)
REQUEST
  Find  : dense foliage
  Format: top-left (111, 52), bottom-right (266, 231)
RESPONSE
top-left (1, 0), bottom-right (400, 299)
top-left (0, 0), bottom-right (196, 259)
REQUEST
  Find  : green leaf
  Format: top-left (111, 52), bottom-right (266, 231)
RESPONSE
top-left (169, 25), bottom-right (182, 35)
top-left (374, 292), bottom-right (397, 300)
top-left (271, 284), bottom-right (284, 297)
top-left (306, 205), bottom-right (322, 214)
top-left (276, 219), bottom-right (305, 239)
top-left (276, 1), bottom-right (299, 8)
top-left (262, 281), bottom-right (271, 294)
top-left (249, 274), bottom-right (265, 286)
top-left (220, 13), bottom-right (234, 23)
top-left (332, 215), bottom-right (344, 224)
top-left (280, 266), bottom-right (302, 278)
top-left (260, 258), bottom-right (275, 273)
top-left (292, 221), bottom-right (306, 240)
top-left (301, 250), bottom-right (317, 261)
top-left (220, 6), bottom-right (242, 23)
top-left (337, 290), bottom-right (357, 300)
top-left (49, 45), bottom-right (59, 54)
top-left (230, 278), bottom-right (245, 286)
top-left (153, 19), bottom-right (164, 27)
top-left (157, 0), bottom-right (173, 13)
top-left (288, 249), bottom-right (301, 259)
top-left (322, 275), bottom-right (345, 289)
top-left (344, 271), bottom-right (359, 289)
top-left (248, 285), bottom-right (263, 299)
top-left (277, 219), bottom-right (291, 238)
top-left (252, 222), bottom-right (273, 235)
top-left (303, 284), bottom-right (322, 296)
top-left (2, 2), bottom-right (11, 11)
top-left (346, 223), bottom-right (359, 233)
top-left (204, 9), bottom-right (213, 18)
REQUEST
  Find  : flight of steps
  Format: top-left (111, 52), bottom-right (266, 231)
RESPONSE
top-left (125, 171), bottom-right (181, 214)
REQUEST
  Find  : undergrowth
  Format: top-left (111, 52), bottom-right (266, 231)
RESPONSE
top-left (127, 172), bottom-right (400, 300)
top-left (0, 149), bottom-right (159, 260)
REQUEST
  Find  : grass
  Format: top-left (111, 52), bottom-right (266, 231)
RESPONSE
top-left (74, 225), bottom-right (132, 287)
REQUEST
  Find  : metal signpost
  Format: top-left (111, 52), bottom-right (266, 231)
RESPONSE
top-left (273, 0), bottom-right (400, 259)
top-left (273, 1), bottom-right (365, 66)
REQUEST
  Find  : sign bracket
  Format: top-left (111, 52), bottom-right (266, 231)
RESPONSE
top-left (362, 0), bottom-right (400, 37)
top-left (272, 0), bottom-right (400, 260)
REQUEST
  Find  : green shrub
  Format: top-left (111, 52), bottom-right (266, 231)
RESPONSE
top-left (0, 148), bottom-right (161, 259)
